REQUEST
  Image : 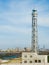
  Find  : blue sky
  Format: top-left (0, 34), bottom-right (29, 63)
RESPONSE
top-left (0, 0), bottom-right (49, 50)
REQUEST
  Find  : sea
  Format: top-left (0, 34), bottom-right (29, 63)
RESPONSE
top-left (0, 52), bottom-right (21, 60)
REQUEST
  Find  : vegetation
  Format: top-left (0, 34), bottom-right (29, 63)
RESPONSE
top-left (0, 53), bottom-right (21, 60)
top-left (47, 55), bottom-right (49, 63)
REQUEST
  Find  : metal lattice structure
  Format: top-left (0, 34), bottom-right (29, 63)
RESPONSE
top-left (31, 10), bottom-right (38, 53)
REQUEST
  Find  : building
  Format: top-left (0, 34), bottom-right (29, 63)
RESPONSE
top-left (22, 52), bottom-right (47, 63)
top-left (22, 10), bottom-right (47, 64)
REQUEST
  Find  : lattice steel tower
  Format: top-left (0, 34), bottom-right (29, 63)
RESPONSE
top-left (31, 10), bottom-right (38, 53)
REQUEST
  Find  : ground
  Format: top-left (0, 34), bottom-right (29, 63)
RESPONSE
top-left (0, 58), bottom-right (22, 64)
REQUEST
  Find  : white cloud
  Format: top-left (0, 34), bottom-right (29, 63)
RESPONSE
top-left (0, 0), bottom-right (49, 27)
top-left (38, 15), bottom-right (49, 27)
top-left (0, 25), bottom-right (31, 35)
top-left (0, 0), bottom-right (49, 49)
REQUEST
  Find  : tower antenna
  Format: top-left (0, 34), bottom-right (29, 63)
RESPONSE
top-left (31, 9), bottom-right (38, 54)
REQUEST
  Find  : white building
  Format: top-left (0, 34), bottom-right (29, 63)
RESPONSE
top-left (22, 52), bottom-right (47, 63)
top-left (22, 10), bottom-right (47, 64)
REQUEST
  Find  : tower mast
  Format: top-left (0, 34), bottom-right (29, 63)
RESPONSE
top-left (31, 10), bottom-right (38, 53)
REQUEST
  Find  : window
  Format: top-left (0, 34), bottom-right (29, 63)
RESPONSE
top-left (24, 55), bottom-right (27, 58)
top-left (30, 61), bottom-right (32, 63)
top-left (38, 60), bottom-right (41, 63)
top-left (24, 61), bottom-right (27, 63)
top-left (30, 55), bottom-right (32, 58)
top-left (35, 60), bottom-right (37, 63)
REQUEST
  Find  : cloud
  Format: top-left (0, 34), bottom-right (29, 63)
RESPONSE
top-left (0, 0), bottom-right (49, 27)
top-left (0, 0), bottom-right (49, 49)
top-left (38, 15), bottom-right (49, 27)
top-left (38, 26), bottom-right (49, 49)
top-left (0, 25), bottom-right (31, 35)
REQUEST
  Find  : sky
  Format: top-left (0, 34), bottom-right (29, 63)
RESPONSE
top-left (0, 0), bottom-right (49, 50)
